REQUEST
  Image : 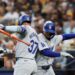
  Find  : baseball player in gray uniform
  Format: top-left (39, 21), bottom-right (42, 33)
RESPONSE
top-left (34, 21), bottom-right (74, 75)
top-left (0, 15), bottom-right (39, 75)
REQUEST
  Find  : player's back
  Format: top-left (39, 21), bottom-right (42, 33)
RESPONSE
top-left (15, 25), bottom-right (39, 59)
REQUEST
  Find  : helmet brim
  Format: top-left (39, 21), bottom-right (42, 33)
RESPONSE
top-left (44, 29), bottom-right (55, 34)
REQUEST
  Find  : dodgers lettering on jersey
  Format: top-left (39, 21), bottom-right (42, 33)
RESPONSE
top-left (36, 33), bottom-right (63, 66)
top-left (15, 25), bottom-right (39, 59)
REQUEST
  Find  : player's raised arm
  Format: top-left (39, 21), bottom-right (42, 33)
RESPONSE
top-left (62, 34), bottom-right (75, 40)
top-left (6, 26), bottom-right (26, 33)
top-left (0, 15), bottom-right (32, 33)
top-left (0, 25), bottom-right (26, 33)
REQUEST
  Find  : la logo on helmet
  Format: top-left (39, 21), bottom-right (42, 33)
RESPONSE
top-left (27, 17), bottom-right (29, 21)
top-left (49, 26), bottom-right (52, 29)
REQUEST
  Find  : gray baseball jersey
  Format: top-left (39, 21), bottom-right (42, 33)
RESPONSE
top-left (5, 25), bottom-right (39, 59)
top-left (36, 33), bottom-right (63, 66)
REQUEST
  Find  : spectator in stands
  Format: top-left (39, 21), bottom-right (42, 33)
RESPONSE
top-left (3, 53), bottom-right (15, 70)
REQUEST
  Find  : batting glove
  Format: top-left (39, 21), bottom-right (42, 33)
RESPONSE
top-left (60, 52), bottom-right (74, 58)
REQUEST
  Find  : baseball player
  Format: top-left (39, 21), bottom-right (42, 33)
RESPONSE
top-left (0, 15), bottom-right (39, 75)
top-left (34, 21), bottom-right (74, 75)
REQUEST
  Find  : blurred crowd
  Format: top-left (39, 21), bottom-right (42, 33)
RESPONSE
top-left (0, 0), bottom-right (75, 74)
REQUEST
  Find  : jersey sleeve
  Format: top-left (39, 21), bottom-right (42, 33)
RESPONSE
top-left (5, 26), bottom-right (26, 33)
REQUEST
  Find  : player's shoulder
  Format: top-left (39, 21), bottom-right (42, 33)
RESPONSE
top-left (38, 33), bottom-right (46, 41)
top-left (38, 33), bottom-right (44, 38)
top-left (53, 35), bottom-right (63, 39)
top-left (26, 25), bottom-right (37, 33)
top-left (38, 33), bottom-right (42, 36)
top-left (52, 35), bottom-right (63, 43)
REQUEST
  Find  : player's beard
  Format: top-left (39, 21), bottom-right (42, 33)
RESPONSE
top-left (43, 32), bottom-right (55, 40)
top-left (46, 35), bottom-right (54, 40)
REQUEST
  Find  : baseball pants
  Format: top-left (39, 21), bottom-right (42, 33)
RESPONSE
top-left (14, 58), bottom-right (37, 75)
top-left (33, 66), bottom-right (55, 75)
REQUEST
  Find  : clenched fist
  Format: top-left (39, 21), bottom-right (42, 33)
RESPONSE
top-left (0, 24), bottom-right (5, 29)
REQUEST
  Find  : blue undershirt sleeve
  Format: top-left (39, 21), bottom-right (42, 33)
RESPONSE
top-left (62, 34), bottom-right (75, 40)
top-left (40, 49), bottom-right (60, 57)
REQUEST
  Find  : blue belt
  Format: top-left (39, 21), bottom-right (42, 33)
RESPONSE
top-left (39, 64), bottom-right (52, 70)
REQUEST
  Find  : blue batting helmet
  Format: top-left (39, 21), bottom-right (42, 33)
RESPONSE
top-left (18, 15), bottom-right (32, 25)
top-left (43, 21), bottom-right (55, 34)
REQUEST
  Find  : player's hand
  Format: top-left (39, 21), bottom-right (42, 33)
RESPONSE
top-left (0, 24), bottom-right (5, 29)
top-left (60, 52), bottom-right (74, 58)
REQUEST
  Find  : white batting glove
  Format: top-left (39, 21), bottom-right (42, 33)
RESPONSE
top-left (0, 24), bottom-right (5, 29)
top-left (60, 52), bottom-right (74, 58)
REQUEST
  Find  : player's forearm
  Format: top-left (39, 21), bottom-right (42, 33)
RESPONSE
top-left (40, 49), bottom-right (74, 58)
top-left (40, 49), bottom-right (60, 57)
top-left (4, 26), bottom-right (26, 33)
top-left (62, 34), bottom-right (75, 40)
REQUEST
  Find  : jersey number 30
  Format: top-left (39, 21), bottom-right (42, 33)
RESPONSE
top-left (28, 40), bottom-right (38, 54)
